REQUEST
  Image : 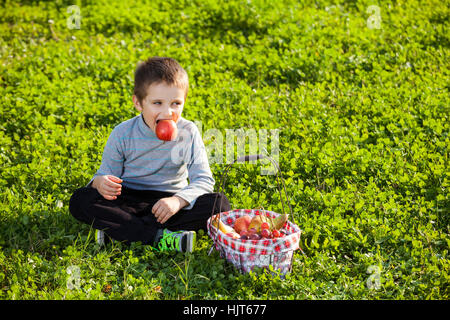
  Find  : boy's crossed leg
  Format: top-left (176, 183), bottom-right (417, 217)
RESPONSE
top-left (69, 186), bottom-right (231, 247)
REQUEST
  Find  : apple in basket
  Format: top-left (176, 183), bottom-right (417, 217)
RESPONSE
top-left (233, 215), bottom-right (252, 234)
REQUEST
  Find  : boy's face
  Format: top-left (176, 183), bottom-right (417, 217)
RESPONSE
top-left (133, 81), bottom-right (185, 133)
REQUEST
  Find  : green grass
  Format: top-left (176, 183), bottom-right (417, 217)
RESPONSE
top-left (0, 0), bottom-right (448, 299)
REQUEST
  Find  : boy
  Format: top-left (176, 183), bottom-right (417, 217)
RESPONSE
top-left (69, 57), bottom-right (231, 252)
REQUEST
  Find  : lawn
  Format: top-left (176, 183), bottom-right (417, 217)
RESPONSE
top-left (0, 0), bottom-right (448, 299)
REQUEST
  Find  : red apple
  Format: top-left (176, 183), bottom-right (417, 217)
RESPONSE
top-left (233, 215), bottom-right (252, 234)
top-left (156, 120), bottom-right (178, 141)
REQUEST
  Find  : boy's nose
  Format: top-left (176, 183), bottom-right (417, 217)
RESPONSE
top-left (161, 106), bottom-right (175, 118)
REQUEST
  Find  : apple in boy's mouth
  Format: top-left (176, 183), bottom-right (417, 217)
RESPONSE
top-left (155, 119), bottom-right (178, 141)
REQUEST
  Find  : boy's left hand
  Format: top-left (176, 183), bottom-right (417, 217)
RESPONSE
top-left (152, 196), bottom-right (189, 224)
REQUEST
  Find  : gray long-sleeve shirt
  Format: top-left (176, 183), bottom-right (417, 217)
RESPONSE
top-left (87, 113), bottom-right (215, 210)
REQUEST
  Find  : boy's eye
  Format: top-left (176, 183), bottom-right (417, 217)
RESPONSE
top-left (152, 101), bottom-right (182, 106)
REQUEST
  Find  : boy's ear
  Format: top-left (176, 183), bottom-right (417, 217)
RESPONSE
top-left (132, 95), bottom-right (143, 112)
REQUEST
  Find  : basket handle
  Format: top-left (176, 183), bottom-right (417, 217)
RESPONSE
top-left (210, 153), bottom-right (294, 228)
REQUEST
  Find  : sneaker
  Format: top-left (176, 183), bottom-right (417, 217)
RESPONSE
top-left (154, 229), bottom-right (196, 253)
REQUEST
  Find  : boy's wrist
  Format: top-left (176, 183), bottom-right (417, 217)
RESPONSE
top-left (173, 195), bottom-right (189, 209)
top-left (91, 176), bottom-right (99, 189)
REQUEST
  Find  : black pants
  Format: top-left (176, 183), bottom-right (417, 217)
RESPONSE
top-left (69, 186), bottom-right (231, 245)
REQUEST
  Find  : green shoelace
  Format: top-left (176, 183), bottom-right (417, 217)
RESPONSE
top-left (157, 230), bottom-right (181, 252)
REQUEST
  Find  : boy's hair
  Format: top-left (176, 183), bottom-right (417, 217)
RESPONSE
top-left (134, 57), bottom-right (189, 104)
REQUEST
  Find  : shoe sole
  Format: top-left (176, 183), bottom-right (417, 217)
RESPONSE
top-left (96, 230), bottom-right (104, 245)
top-left (96, 229), bottom-right (113, 246)
top-left (186, 231), bottom-right (196, 253)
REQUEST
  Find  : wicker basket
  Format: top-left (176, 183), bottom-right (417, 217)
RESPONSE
top-left (207, 154), bottom-right (303, 276)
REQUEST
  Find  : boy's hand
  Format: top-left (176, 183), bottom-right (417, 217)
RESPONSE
top-left (92, 175), bottom-right (122, 201)
top-left (152, 196), bottom-right (189, 224)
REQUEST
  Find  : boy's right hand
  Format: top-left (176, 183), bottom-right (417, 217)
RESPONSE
top-left (92, 175), bottom-right (122, 200)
